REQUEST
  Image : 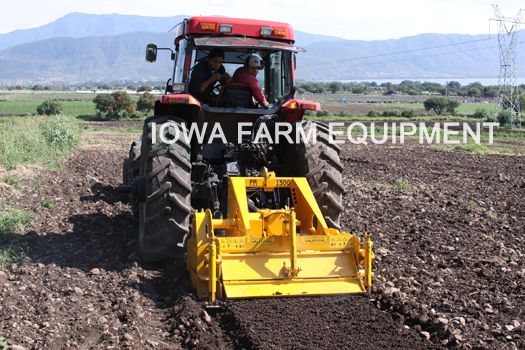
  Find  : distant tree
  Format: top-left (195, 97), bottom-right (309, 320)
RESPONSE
top-left (401, 109), bottom-right (416, 118)
top-left (297, 88), bottom-right (307, 94)
top-left (406, 89), bottom-right (419, 96)
top-left (447, 81), bottom-right (461, 90)
top-left (93, 94), bottom-right (113, 116)
top-left (351, 86), bottom-right (365, 94)
top-left (382, 109), bottom-right (401, 117)
top-left (473, 108), bottom-right (490, 120)
top-left (98, 83), bottom-right (114, 91)
top-left (520, 94), bottom-right (525, 111)
top-left (93, 91), bottom-right (135, 120)
top-left (445, 99), bottom-right (461, 114)
top-left (299, 83), bottom-right (313, 92)
top-left (37, 100), bottom-right (63, 116)
top-left (484, 89), bottom-right (498, 98)
top-left (369, 82), bottom-right (378, 87)
top-left (310, 83), bottom-right (326, 94)
top-left (420, 82), bottom-right (443, 93)
top-left (316, 110), bottom-right (332, 117)
top-left (32, 85), bottom-right (44, 91)
top-left (400, 80), bottom-right (415, 89)
top-left (153, 85), bottom-right (164, 91)
top-left (497, 111), bottom-right (511, 126)
top-left (367, 110), bottom-right (381, 118)
top-left (383, 88), bottom-right (396, 96)
top-left (467, 82), bottom-right (484, 91)
top-left (15, 85), bottom-right (25, 90)
top-left (424, 97), bottom-right (458, 115)
top-left (398, 85), bottom-right (410, 93)
top-left (137, 92), bottom-right (156, 114)
top-left (127, 85), bottom-right (137, 91)
top-left (437, 87), bottom-right (447, 96)
top-left (137, 85), bottom-right (153, 92)
top-left (328, 82), bottom-right (342, 94)
top-left (44, 86), bottom-right (52, 91)
top-left (467, 88), bottom-right (481, 97)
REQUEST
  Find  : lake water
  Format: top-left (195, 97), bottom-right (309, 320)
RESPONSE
top-left (340, 78), bottom-right (525, 86)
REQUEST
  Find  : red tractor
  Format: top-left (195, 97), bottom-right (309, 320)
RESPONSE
top-left (120, 17), bottom-right (372, 300)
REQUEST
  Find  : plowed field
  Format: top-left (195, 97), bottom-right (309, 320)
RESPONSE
top-left (0, 123), bottom-right (524, 350)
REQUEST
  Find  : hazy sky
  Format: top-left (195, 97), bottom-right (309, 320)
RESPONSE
top-left (1, 0), bottom-right (523, 40)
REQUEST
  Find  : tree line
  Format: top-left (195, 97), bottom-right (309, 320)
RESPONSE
top-left (1, 82), bottom-right (166, 93)
top-left (296, 80), bottom-right (525, 98)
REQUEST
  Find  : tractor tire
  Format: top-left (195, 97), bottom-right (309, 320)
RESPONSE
top-left (139, 116), bottom-right (192, 262)
top-left (122, 158), bottom-right (130, 186)
top-left (281, 121), bottom-right (346, 230)
top-left (128, 143), bottom-right (141, 221)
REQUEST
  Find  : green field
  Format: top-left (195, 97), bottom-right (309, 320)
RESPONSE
top-left (0, 92), bottom-right (143, 116)
top-left (0, 99), bottom-right (97, 115)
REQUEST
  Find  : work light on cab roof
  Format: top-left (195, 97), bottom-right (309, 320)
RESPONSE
top-left (178, 16), bottom-right (295, 43)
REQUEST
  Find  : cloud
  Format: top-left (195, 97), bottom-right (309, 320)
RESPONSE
top-left (1, 0), bottom-right (524, 40)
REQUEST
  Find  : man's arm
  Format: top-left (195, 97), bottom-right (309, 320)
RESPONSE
top-left (200, 73), bottom-right (222, 92)
top-left (189, 63), bottom-right (219, 95)
top-left (246, 77), bottom-right (268, 106)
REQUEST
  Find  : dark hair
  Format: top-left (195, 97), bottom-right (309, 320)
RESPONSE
top-left (208, 48), bottom-right (225, 60)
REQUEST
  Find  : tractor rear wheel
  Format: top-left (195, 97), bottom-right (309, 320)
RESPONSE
top-left (139, 116), bottom-right (192, 262)
top-left (282, 121), bottom-right (346, 230)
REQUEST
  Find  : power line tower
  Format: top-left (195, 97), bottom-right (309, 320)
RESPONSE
top-left (491, 4), bottom-right (524, 128)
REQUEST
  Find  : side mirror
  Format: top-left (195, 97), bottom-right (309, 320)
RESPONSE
top-left (145, 44), bottom-right (157, 63)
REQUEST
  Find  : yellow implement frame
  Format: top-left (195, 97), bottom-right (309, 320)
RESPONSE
top-left (186, 171), bottom-right (374, 301)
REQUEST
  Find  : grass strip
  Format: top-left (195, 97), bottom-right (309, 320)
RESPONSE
top-left (0, 115), bottom-right (80, 170)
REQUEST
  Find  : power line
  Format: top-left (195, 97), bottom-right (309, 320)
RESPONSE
top-left (319, 38), bottom-right (525, 69)
top-left (305, 37), bottom-right (496, 67)
top-left (330, 38), bottom-right (494, 63)
top-left (330, 43), bottom-right (501, 69)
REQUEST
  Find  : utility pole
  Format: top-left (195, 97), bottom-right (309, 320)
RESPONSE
top-left (491, 4), bottom-right (524, 128)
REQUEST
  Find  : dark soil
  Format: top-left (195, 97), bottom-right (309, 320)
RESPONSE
top-left (0, 125), bottom-right (524, 349)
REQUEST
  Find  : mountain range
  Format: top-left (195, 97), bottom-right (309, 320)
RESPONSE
top-left (0, 12), bottom-right (521, 83)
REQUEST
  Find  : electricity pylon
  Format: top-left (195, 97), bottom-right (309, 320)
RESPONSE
top-left (491, 4), bottom-right (524, 128)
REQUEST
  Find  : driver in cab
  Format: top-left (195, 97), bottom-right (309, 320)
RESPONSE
top-left (231, 53), bottom-right (269, 107)
top-left (189, 48), bottom-right (231, 105)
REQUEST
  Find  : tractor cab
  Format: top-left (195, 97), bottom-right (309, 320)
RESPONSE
top-left (146, 17), bottom-right (319, 126)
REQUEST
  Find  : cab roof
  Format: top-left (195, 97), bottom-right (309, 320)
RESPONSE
top-left (174, 16), bottom-right (295, 43)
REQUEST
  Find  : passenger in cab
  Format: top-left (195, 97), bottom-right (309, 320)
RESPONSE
top-left (189, 48), bottom-right (231, 105)
top-left (232, 54), bottom-right (269, 107)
